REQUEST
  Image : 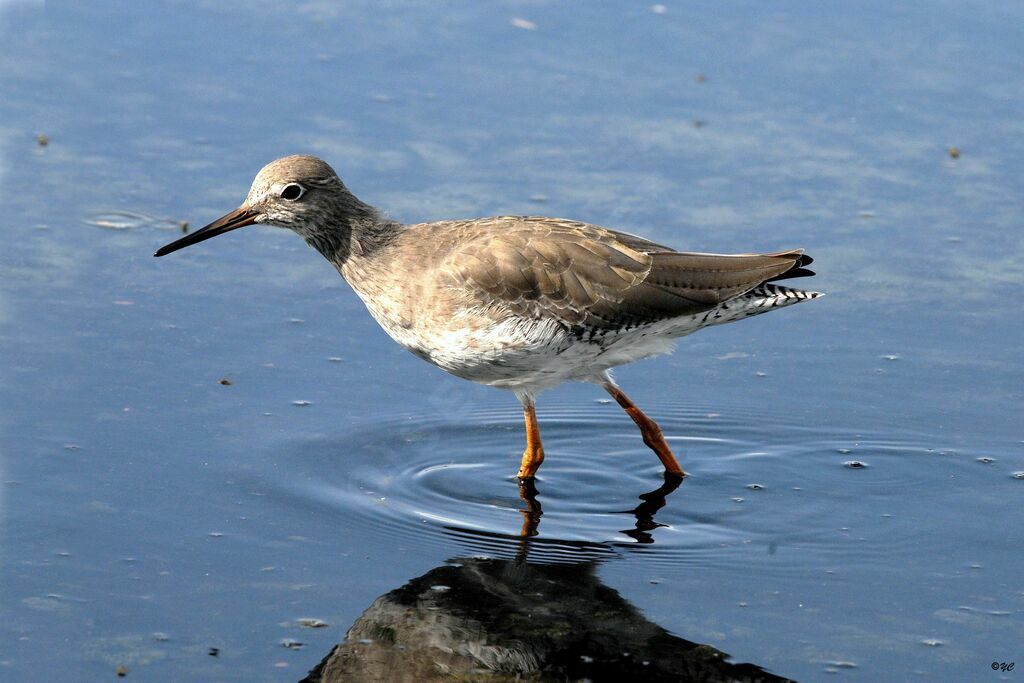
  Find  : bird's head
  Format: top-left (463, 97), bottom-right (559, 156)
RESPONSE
top-left (155, 155), bottom-right (360, 257)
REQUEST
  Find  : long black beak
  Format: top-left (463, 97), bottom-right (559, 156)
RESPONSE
top-left (154, 205), bottom-right (259, 257)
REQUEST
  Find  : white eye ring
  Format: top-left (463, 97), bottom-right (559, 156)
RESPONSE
top-left (280, 183), bottom-right (305, 201)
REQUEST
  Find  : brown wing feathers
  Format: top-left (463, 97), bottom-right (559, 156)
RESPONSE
top-left (447, 220), bottom-right (815, 331)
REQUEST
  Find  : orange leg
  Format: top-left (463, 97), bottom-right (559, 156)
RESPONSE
top-left (603, 380), bottom-right (685, 477)
top-left (516, 399), bottom-right (546, 479)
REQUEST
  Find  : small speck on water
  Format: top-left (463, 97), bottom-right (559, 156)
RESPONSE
top-left (1012, 472), bottom-right (1024, 480)
top-left (858, 210), bottom-right (876, 218)
top-left (921, 638), bottom-right (943, 647)
top-left (693, 119), bottom-right (706, 128)
top-left (281, 638), bottom-right (304, 650)
top-left (218, 378), bottom-right (232, 386)
top-left (179, 221), bottom-right (189, 233)
top-left (695, 73), bottom-right (707, 83)
top-left (297, 618), bottom-right (328, 628)
top-left (289, 318), bottom-right (304, 324)
top-left (755, 371), bottom-right (767, 377)
top-left (327, 357), bottom-right (343, 362)
top-left (208, 647), bottom-right (219, 657)
top-left (843, 460), bottom-right (868, 469)
top-left (947, 146), bottom-right (960, 159)
top-left (510, 17), bottom-right (537, 30)
top-left (36, 133), bottom-right (49, 146)
top-left (208, 532), bottom-right (224, 538)
top-left (63, 444), bottom-right (81, 451)
top-left (116, 664), bottom-right (127, 677)
top-left (746, 483), bottom-right (764, 490)
top-left (732, 497), bottom-right (744, 502)
top-left (152, 632), bottom-right (169, 641)
top-left (836, 448), bottom-right (851, 454)
top-left (595, 398), bottom-right (612, 404)
top-left (882, 354), bottom-right (900, 361)
top-left (976, 457), bottom-right (995, 464)
top-left (292, 400), bottom-right (312, 406)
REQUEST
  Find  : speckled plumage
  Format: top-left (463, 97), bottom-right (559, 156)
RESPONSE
top-left (156, 155), bottom-right (822, 479)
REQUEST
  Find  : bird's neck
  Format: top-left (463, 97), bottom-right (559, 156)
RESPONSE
top-left (303, 193), bottom-right (403, 267)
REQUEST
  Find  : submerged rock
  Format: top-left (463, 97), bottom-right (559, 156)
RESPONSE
top-left (301, 557), bottom-right (792, 683)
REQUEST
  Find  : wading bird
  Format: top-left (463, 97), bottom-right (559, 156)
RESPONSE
top-left (156, 155), bottom-right (820, 480)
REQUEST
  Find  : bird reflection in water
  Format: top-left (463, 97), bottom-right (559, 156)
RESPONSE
top-left (302, 478), bottom-right (795, 683)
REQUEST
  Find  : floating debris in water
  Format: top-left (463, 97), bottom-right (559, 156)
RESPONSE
top-left (218, 378), bottom-right (232, 386)
top-left (289, 318), bottom-right (304, 324)
top-left (882, 354), bottom-right (901, 361)
top-left (837, 448), bottom-right (852, 454)
top-left (921, 638), bottom-right (944, 647)
top-left (208, 532), bottom-right (224, 538)
top-left (208, 647), bottom-right (219, 657)
top-left (732, 497), bottom-right (744, 502)
top-left (281, 638), bottom-right (304, 650)
top-left (827, 660), bottom-right (857, 669)
top-left (85, 210), bottom-right (182, 231)
top-left (754, 371), bottom-right (767, 377)
top-left (292, 400), bottom-right (312, 406)
top-left (327, 357), bottom-right (343, 362)
top-left (63, 444), bottom-right (81, 451)
top-left (595, 398), bottom-right (612, 404)
top-left (843, 460), bottom-right (868, 469)
top-left (1012, 472), bottom-right (1024, 480)
top-left (36, 133), bottom-right (49, 146)
top-left (746, 483), bottom-right (764, 491)
top-left (510, 17), bottom-right (537, 30)
top-left (947, 146), bottom-right (960, 159)
top-left (297, 618), bottom-right (328, 628)
top-left (976, 457), bottom-right (995, 464)
top-left (152, 632), bottom-right (169, 641)
top-left (179, 221), bottom-right (189, 233)
top-left (116, 664), bottom-right (127, 677)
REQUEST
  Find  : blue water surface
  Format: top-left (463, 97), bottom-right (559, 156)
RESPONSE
top-left (2, 1), bottom-right (1022, 681)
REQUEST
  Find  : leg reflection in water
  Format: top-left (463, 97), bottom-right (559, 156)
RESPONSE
top-left (302, 478), bottom-right (795, 683)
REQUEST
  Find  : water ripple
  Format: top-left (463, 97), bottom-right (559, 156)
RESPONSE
top-left (267, 400), bottom-right (1015, 571)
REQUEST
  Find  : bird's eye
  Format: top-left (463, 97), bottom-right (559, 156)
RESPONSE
top-left (280, 183), bottom-right (305, 201)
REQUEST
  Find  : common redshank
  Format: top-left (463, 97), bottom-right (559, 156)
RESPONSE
top-left (155, 155), bottom-right (821, 480)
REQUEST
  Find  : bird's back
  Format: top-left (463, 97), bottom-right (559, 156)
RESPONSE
top-left (337, 215), bottom-right (820, 388)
